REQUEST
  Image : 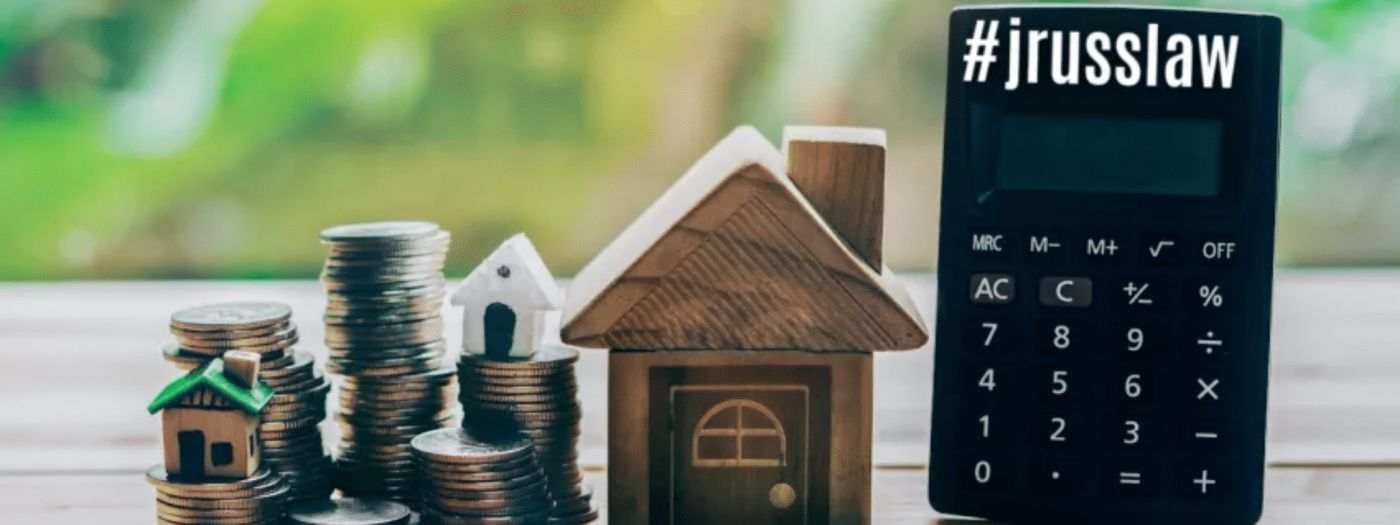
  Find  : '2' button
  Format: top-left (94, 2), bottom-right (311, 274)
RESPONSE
top-left (1039, 277), bottom-right (1092, 308)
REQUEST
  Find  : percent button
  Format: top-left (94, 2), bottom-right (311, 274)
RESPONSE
top-left (1186, 282), bottom-right (1230, 312)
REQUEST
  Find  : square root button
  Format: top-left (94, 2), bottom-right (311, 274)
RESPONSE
top-left (1039, 277), bottom-right (1093, 308)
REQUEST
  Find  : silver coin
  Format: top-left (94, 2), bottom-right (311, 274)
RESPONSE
top-left (286, 498), bottom-right (412, 525)
top-left (321, 221), bottom-right (441, 243)
top-left (171, 302), bottom-right (293, 332)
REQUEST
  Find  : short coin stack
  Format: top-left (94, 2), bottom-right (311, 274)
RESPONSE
top-left (147, 465), bottom-right (289, 525)
top-left (164, 302), bottom-right (333, 503)
top-left (321, 221), bottom-right (457, 505)
top-left (457, 345), bottom-right (596, 523)
top-left (412, 428), bottom-right (553, 524)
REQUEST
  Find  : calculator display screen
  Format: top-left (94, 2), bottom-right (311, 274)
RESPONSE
top-left (993, 113), bottom-right (1223, 196)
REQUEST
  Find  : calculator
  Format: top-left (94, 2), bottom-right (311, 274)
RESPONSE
top-left (928, 5), bottom-right (1281, 525)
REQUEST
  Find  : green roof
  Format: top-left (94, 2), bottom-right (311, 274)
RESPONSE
top-left (146, 359), bottom-right (273, 415)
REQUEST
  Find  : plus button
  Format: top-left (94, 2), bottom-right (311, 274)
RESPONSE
top-left (1193, 470), bottom-right (1216, 494)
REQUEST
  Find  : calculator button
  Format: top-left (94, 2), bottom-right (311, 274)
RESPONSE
top-left (1199, 237), bottom-right (1238, 266)
top-left (970, 274), bottom-right (1015, 304)
top-left (1116, 278), bottom-right (1164, 310)
top-left (1180, 417), bottom-right (1230, 452)
top-left (1112, 370), bottom-right (1155, 404)
top-left (1142, 235), bottom-right (1182, 265)
top-left (1034, 320), bottom-right (1092, 354)
top-left (965, 318), bottom-right (1018, 353)
top-left (961, 409), bottom-right (1007, 443)
top-left (967, 363), bottom-right (1019, 399)
top-left (960, 456), bottom-right (1013, 492)
top-left (1104, 463), bottom-right (1159, 497)
top-left (1031, 457), bottom-right (1087, 495)
top-left (1038, 366), bottom-right (1084, 400)
top-left (1113, 321), bottom-right (1167, 358)
top-left (971, 232), bottom-right (1010, 257)
top-left (1082, 235), bottom-right (1124, 260)
top-left (1030, 320), bottom-right (1092, 354)
top-left (1179, 465), bottom-right (1225, 499)
top-left (1026, 232), bottom-right (1067, 261)
top-left (1037, 413), bottom-right (1082, 447)
top-left (1184, 375), bottom-right (1224, 407)
top-left (1185, 280), bottom-right (1229, 312)
top-left (1106, 415), bottom-right (1154, 449)
top-left (1185, 325), bottom-right (1227, 359)
top-left (1038, 277), bottom-right (1093, 307)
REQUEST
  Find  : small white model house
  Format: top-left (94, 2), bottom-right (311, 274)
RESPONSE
top-left (451, 234), bottom-right (565, 359)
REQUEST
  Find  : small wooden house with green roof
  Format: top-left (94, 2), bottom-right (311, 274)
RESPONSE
top-left (147, 351), bottom-right (271, 480)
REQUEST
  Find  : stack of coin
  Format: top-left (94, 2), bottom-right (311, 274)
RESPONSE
top-left (321, 221), bottom-right (456, 505)
top-left (164, 302), bottom-right (334, 504)
top-left (457, 345), bottom-right (596, 523)
top-left (412, 428), bottom-right (553, 524)
top-left (147, 465), bottom-right (289, 525)
top-left (334, 368), bottom-right (458, 504)
top-left (287, 498), bottom-right (413, 525)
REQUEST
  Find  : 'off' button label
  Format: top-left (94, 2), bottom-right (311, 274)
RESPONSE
top-left (1200, 239), bottom-right (1237, 265)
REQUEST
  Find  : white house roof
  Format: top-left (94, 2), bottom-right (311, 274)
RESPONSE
top-left (451, 233), bottom-right (565, 310)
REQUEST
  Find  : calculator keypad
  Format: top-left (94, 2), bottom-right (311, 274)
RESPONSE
top-left (955, 230), bottom-right (1246, 499)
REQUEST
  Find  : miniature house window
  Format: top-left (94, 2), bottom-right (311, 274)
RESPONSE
top-left (692, 399), bottom-right (787, 468)
top-left (248, 434), bottom-right (256, 456)
top-left (211, 442), bottom-right (234, 466)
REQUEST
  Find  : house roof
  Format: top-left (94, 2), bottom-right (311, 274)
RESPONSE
top-left (560, 126), bottom-right (927, 352)
top-left (147, 358), bottom-right (273, 415)
top-left (451, 233), bottom-right (564, 310)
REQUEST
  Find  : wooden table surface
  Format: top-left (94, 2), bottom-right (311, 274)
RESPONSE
top-left (1, 271), bottom-right (1397, 523)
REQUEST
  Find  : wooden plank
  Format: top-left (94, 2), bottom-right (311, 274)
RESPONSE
top-left (0, 272), bottom-right (1398, 473)
top-left (0, 467), bottom-right (1395, 524)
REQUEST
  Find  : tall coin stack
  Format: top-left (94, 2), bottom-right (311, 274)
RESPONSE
top-left (412, 428), bottom-right (554, 524)
top-left (165, 302), bottom-right (334, 503)
top-left (321, 221), bottom-right (458, 505)
top-left (147, 465), bottom-right (290, 525)
top-left (457, 346), bottom-right (596, 523)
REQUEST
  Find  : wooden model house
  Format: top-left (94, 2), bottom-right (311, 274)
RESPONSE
top-left (451, 233), bottom-right (564, 359)
top-left (561, 126), bottom-right (927, 524)
top-left (147, 351), bottom-right (272, 480)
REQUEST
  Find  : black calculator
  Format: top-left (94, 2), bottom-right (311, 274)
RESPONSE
top-left (928, 5), bottom-right (1281, 525)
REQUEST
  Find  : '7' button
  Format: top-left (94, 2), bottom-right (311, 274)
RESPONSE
top-left (1039, 277), bottom-right (1092, 308)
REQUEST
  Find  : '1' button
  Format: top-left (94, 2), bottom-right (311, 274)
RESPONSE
top-left (1039, 277), bottom-right (1092, 308)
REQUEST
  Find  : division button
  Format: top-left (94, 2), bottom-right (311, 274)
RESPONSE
top-left (1039, 277), bottom-right (1092, 307)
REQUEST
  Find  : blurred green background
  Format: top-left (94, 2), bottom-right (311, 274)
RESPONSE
top-left (1, 0), bottom-right (1397, 280)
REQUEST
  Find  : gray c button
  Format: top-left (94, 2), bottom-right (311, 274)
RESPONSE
top-left (1039, 277), bottom-right (1092, 307)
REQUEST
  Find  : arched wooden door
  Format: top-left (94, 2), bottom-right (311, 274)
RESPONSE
top-left (483, 302), bottom-right (516, 359)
